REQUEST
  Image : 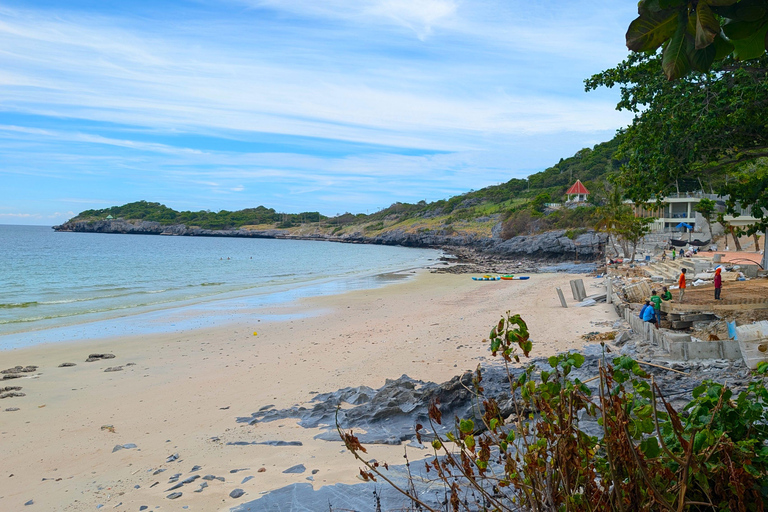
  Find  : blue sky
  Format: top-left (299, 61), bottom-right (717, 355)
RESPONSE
top-left (0, 0), bottom-right (637, 225)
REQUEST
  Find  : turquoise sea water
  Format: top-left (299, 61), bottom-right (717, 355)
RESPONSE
top-left (0, 225), bottom-right (441, 349)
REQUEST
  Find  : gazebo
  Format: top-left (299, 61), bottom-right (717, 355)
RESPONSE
top-left (566, 180), bottom-right (590, 203)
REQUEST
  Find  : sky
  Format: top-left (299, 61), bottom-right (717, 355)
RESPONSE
top-left (0, 0), bottom-right (638, 225)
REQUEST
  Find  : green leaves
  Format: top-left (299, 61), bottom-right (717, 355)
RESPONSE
top-left (627, 9), bottom-right (679, 52)
top-left (459, 419), bottom-right (474, 434)
top-left (695, 2), bottom-right (720, 49)
top-left (662, 16), bottom-right (691, 79)
top-left (628, 0), bottom-right (767, 78)
top-left (732, 22), bottom-right (768, 59)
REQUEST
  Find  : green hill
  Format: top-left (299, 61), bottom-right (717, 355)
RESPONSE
top-left (68, 136), bottom-right (623, 239)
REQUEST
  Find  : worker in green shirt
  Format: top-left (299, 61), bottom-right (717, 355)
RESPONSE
top-left (661, 286), bottom-right (673, 301)
top-left (650, 290), bottom-right (662, 327)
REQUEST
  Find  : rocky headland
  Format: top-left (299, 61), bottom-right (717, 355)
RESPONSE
top-left (53, 219), bottom-right (608, 262)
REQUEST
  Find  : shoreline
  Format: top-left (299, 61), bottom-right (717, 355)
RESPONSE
top-left (0, 258), bottom-right (441, 351)
top-left (0, 271), bottom-right (618, 511)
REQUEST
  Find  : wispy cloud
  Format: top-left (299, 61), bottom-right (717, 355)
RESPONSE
top-left (0, 0), bottom-right (637, 223)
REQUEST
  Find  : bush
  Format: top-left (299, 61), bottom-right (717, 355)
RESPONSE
top-left (342, 313), bottom-right (768, 511)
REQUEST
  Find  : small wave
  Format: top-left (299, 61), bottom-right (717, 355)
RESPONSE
top-left (199, 282), bottom-right (224, 287)
top-left (0, 301), bottom-right (39, 309)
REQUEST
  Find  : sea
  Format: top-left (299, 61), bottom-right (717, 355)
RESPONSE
top-left (0, 225), bottom-right (442, 350)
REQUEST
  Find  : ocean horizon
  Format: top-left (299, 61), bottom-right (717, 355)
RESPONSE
top-left (0, 224), bottom-right (442, 350)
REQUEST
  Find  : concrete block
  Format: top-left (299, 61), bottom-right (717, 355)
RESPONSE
top-left (741, 264), bottom-right (759, 279)
top-left (555, 287), bottom-right (568, 308)
top-left (606, 278), bottom-right (612, 304)
top-left (570, 280), bottom-right (581, 301)
top-left (575, 279), bottom-right (587, 301)
top-left (722, 341), bottom-right (742, 360)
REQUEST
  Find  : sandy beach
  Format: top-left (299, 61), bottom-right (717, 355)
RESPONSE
top-left (0, 271), bottom-right (618, 511)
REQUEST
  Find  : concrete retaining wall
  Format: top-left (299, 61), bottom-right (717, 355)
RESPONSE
top-left (615, 303), bottom-right (742, 361)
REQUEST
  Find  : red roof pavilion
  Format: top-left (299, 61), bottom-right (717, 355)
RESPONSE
top-left (566, 180), bottom-right (589, 195)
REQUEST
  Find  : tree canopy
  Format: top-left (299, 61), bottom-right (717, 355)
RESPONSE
top-left (627, 0), bottom-right (768, 80)
top-left (586, 52), bottom-right (768, 233)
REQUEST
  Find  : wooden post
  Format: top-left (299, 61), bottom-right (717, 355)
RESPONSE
top-left (606, 278), bottom-right (613, 304)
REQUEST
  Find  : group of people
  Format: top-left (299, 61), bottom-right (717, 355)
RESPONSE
top-left (641, 266), bottom-right (724, 327)
top-left (640, 286), bottom-right (673, 327)
top-left (661, 246), bottom-right (699, 262)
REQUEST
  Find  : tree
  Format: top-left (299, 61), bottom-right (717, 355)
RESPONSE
top-left (586, 53), bottom-right (768, 235)
top-left (594, 186), bottom-right (654, 260)
top-left (626, 0), bottom-right (768, 80)
top-left (615, 212), bottom-right (655, 261)
top-left (594, 186), bottom-right (627, 257)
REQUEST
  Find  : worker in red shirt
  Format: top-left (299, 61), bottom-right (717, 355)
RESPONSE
top-left (678, 268), bottom-right (687, 303)
top-left (714, 267), bottom-right (722, 300)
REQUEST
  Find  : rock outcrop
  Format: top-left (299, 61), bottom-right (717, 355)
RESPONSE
top-left (54, 220), bottom-right (608, 261)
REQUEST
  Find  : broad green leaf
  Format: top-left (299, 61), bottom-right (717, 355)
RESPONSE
top-left (736, 0), bottom-right (767, 21)
top-left (459, 419), bottom-right (474, 434)
top-left (661, 20), bottom-right (691, 80)
top-left (690, 41), bottom-right (717, 70)
top-left (431, 439), bottom-right (442, 449)
top-left (489, 418), bottom-right (499, 431)
top-left (548, 356), bottom-right (558, 368)
top-left (627, 10), bottom-right (680, 52)
top-left (723, 18), bottom-right (764, 40)
top-left (506, 430), bottom-right (515, 442)
top-left (571, 353), bottom-right (585, 368)
top-left (696, 2), bottom-right (720, 48)
top-left (465, 434), bottom-right (475, 451)
top-left (713, 34), bottom-right (736, 59)
top-left (640, 436), bottom-right (661, 458)
top-left (732, 22), bottom-right (768, 59)
top-left (540, 370), bottom-right (550, 383)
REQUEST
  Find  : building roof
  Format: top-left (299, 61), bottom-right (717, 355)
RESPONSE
top-left (566, 180), bottom-right (589, 195)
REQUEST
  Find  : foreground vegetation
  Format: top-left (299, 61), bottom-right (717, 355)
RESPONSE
top-left (342, 313), bottom-right (768, 511)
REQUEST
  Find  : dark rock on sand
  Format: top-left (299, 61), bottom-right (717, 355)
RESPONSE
top-left (5, 407), bottom-right (20, 412)
top-left (230, 489), bottom-right (245, 499)
top-left (190, 465), bottom-right (202, 472)
top-left (1, 374), bottom-right (23, 380)
top-left (2, 366), bottom-right (37, 374)
top-left (58, 363), bottom-right (76, 367)
top-left (104, 366), bottom-right (123, 372)
top-left (86, 354), bottom-right (115, 362)
top-left (282, 464), bottom-right (306, 474)
top-left (0, 392), bottom-right (26, 399)
top-left (194, 482), bottom-right (208, 493)
top-left (226, 440), bottom-right (303, 447)
top-left (166, 492), bottom-right (182, 499)
top-left (111, 443), bottom-right (137, 453)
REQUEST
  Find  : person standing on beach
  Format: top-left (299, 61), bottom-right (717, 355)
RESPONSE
top-left (678, 268), bottom-right (687, 302)
top-left (650, 290), bottom-right (662, 327)
top-left (672, 248), bottom-right (676, 261)
top-left (714, 267), bottom-right (722, 300)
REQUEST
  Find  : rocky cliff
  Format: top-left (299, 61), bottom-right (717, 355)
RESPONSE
top-left (53, 219), bottom-right (607, 261)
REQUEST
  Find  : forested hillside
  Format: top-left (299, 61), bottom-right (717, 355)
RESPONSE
top-left (68, 135), bottom-right (623, 238)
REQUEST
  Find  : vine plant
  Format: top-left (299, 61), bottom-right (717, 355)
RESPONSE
top-left (340, 312), bottom-right (768, 511)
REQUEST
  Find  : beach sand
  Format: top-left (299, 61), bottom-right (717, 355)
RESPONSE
top-left (0, 271), bottom-right (618, 511)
